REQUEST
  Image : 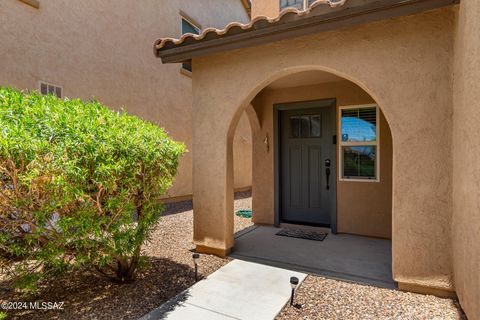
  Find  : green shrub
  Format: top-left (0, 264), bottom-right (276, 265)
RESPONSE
top-left (0, 311), bottom-right (6, 320)
top-left (0, 87), bottom-right (185, 291)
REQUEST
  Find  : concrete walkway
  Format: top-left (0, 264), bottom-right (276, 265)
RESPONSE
top-left (139, 260), bottom-right (306, 320)
top-left (231, 226), bottom-right (395, 289)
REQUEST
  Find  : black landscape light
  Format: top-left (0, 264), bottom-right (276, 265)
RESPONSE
top-left (192, 253), bottom-right (200, 282)
top-left (290, 276), bottom-right (299, 306)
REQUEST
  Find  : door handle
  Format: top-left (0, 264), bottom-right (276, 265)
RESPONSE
top-left (326, 168), bottom-right (331, 190)
top-left (325, 159), bottom-right (331, 190)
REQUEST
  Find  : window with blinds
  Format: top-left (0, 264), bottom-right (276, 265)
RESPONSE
top-left (339, 105), bottom-right (379, 181)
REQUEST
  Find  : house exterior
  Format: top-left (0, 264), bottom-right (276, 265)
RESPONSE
top-left (155, 0), bottom-right (480, 318)
top-left (0, 0), bottom-right (253, 200)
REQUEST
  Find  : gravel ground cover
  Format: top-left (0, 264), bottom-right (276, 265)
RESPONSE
top-left (276, 275), bottom-right (466, 320)
top-left (0, 192), bottom-right (253, 320)
top-left (1, 190), bottom-right (466, 320)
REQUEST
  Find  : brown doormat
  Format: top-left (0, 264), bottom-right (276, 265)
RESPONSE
top-left (276, 228), bottom-right (328, 241)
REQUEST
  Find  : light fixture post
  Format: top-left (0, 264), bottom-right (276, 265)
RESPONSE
top-left (192, 253), bottom-right (200, 282)
top-left (290, 276), bottom-right (299, 306)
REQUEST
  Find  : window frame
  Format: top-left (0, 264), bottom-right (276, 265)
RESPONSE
top-left (279, 0), bottom-right (313, 11)
top-left (38, 80), bottom-right (63, 99)
top-left (338, 104), bottom-right (380, 182)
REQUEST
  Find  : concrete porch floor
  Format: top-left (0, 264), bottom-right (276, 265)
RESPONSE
top-left (230, 225), bottom-right (396, 289)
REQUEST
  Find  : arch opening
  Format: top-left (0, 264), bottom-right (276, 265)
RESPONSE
top-left (227, 69), bottom-right (395, 287)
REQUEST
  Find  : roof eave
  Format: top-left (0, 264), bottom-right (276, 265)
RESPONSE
top-left (156, 0), bottom-right (459, 64)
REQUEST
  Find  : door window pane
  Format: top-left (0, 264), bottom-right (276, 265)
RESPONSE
top-left (300, 116), bottom-right (310, 137)
top-left (310, 115), bottom-right (321, 137)
top-left (289, 115), bottom-right (321, 138)
top-left (341, 107), bottom-right (377, 142)
top-left (290, 116), bottom-right (301, 138)
top-left (290, 116), bottom-right (308, 138)
top-left (342, 146), bottom-right (376, 179)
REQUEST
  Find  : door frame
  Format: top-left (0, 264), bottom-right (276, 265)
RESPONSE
top-left (273, 98), bottom-right (337, 233)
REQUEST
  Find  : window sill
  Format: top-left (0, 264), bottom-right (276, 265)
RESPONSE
top-left (339, 178), bottom-right (380, 183)
top-left (180, 68), bottom-right (192, 78)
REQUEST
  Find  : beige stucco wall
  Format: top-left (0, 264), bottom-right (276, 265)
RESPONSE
top-left (233, 113), bottom-right (253, 188)
top-left (452, 0), bottom-right (480, 318)
top-left (251, 0), bottom-right (279, 17)
top-left (192, 7), bottom-right (456, 293)
top-left (0, 0), bottom-right (252, 199)
top-left (250, 80), bottom-right (392, 239)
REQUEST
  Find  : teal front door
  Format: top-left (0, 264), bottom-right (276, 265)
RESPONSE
top-left (279, 104), bottom-right (336, 226)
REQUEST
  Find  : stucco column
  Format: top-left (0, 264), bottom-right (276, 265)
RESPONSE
top-left (192, 130), bottom-right (234, 257)
top-left (191, 82), bottom-right (237, 257)
top-left (452, 0), bottom-right (480, 317)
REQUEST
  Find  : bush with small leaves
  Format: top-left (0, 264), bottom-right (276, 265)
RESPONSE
top-left (0, 87), bottom-right (185, 292)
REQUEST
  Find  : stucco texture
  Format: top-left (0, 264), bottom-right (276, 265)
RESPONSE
top-left (192, 7), bottom-right (456, 294)
top-left (251, 0), bottom-right (279, 18)
top-left (452, 0), bottom-right (480, 318)
top-left (250, 80), bottom-right (393, 239)
top-left (0, 0), bottom-right (252, 199)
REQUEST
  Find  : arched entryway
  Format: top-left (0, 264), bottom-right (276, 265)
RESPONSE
top-left (226, 70), bottom-right (394, 286)
top-left (192, 63), bottom-right (395, 250)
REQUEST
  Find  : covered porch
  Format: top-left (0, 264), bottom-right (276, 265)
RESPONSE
top-left (231, 225), bottom-right (394, 288)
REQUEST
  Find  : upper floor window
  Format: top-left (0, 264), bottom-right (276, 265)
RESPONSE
top-left (180, 15), bottom-right (201, 73)
top-left (39, 81), bottom-right (62, 99)
top-left (280, 0), bottom-right (316, 10)
top-left (181, 17), bottom-right (200, 35)
top-left (339, 105), bottom-right (379, 181)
